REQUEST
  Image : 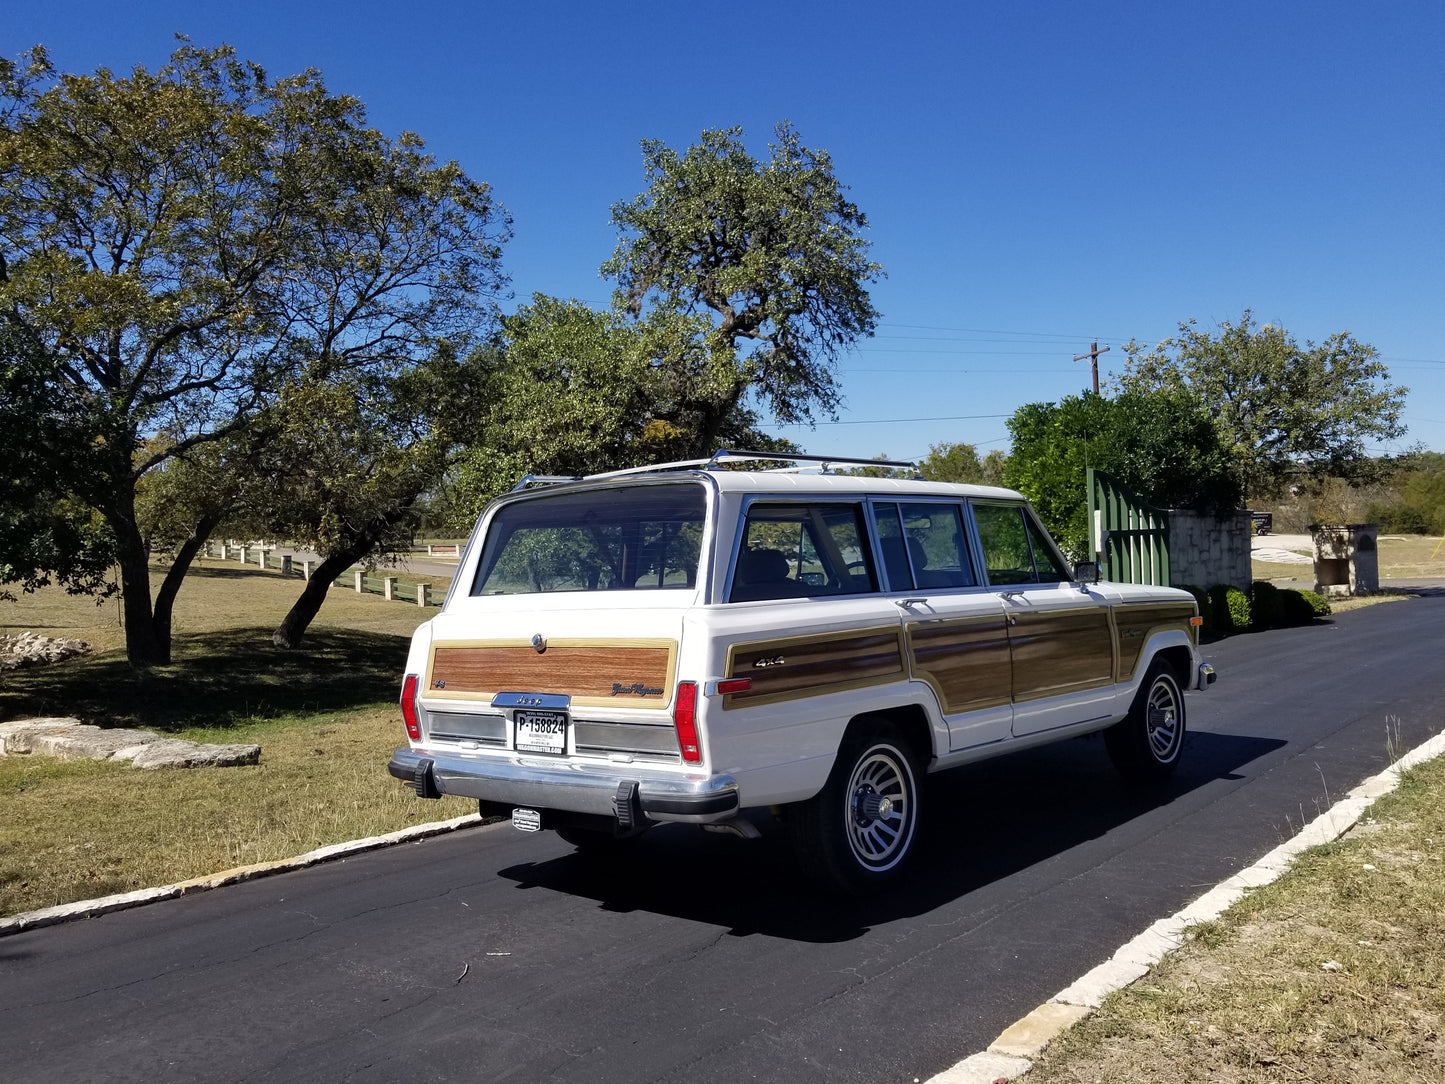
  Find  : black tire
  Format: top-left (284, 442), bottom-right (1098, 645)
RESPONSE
top-left (787, 720), bottom-right (922, 895)
top-left (1105, 660), bottom-right (1186, 782)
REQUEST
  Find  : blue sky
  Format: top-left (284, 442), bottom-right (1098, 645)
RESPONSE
top-left (8, 1), bottom-right (1444, 463)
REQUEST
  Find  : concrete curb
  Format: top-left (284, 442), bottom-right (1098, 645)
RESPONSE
top-left (924, 727), bottom-right (1445, 1083)
top-left (0, 811), bottom-right (486, 937)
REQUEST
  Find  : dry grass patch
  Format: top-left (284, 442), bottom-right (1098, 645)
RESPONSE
top-left (1024, 755), bottom-right (1445, 1084)
top-left (0, 707), bottom-right (474, 915)
top-left (0, 562), bottom-right (474, 917)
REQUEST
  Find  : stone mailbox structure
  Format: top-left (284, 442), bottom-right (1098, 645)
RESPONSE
top-left (1310, 522), bottom-right (1380, 597)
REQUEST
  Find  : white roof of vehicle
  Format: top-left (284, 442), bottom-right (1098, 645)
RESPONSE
top-left (517, 468), bottom-right (1024, 502)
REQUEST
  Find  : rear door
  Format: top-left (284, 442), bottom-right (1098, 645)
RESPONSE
top-left (873, 500), bottom-right (1014, 751)
top-left (968, 501), bottom-right (1118, 738)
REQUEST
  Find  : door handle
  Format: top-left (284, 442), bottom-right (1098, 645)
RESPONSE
top-left (894, 597), bottom-right (928, 610)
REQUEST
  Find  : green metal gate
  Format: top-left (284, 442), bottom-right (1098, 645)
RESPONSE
top-left (1086, 468), bottom-right (1170, 585)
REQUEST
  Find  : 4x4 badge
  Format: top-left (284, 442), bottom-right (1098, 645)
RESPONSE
top-left (531, 634), bottom-right (547, 654)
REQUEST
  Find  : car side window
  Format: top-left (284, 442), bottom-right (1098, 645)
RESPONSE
top-left (730, 502), bottom-right (877, 603)
top-left (901, 503), bottom-right (975, 588)
top-left (873, 503), bottom-right (914, 590)
top-left (973, 503), bottom-right (1038, 585)
top-left (1024, 514), bottom-right (1071, 583)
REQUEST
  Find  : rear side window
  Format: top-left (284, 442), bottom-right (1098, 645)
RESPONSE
top-left (730, 503), bottom-right (876, 602)
top-left (472, 484), bottom-right (706, 595)
top-left (874, 502), bottom-right (976, 591)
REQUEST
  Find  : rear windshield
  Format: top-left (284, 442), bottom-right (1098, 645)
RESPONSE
top-left (471, 484), bottom-right (707, 595)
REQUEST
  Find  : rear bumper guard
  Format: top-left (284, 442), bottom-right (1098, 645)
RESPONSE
top-left (1195, 662), bottom-right (1217, 691)
top-left (388, 746), bottom-right (740, 824)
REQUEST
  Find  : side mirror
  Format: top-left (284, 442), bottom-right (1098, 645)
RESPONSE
top-left (1073, 561), bottom-right (1100, 585)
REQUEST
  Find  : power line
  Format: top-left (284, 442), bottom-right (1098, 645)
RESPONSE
top-left (773, 412), bottom-right (1010, 427)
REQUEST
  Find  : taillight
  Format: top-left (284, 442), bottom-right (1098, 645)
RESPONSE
top-left (673, 681), bottom-right (701, 764)
top-left (401, 673), bottom-right (421, 740)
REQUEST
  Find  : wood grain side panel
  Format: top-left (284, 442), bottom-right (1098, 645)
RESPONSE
top-left (1112, 601), bottom-right (1197, 682)
top-left (426, 639), bottom-right (676, 708)
top-left (907, 615), bottom-right (1012, 714)
top-left (1009, 606), bottom-right (1116, 702)
top-left (724, 627), bottom-right (906, 707)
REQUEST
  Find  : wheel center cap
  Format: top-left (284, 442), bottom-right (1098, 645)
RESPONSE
top-left (856, 789), bottom-right (894, 823)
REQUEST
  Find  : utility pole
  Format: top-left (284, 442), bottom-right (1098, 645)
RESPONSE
top-left (1073, 341), bottom-right (1110, 395)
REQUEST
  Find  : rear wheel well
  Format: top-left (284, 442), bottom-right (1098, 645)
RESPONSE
top-left (845, 705), bottom-right (933, 766)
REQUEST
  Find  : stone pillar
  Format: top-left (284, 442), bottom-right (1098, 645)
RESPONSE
top-left (427, 544), bottom-right (436, 556)
top-left (302, 560), bottom-right (313, 581)
top-left (280, 555), bottom-right (293, 577)
top-left (416, 583), bottom-right (430, 607)
top-left (354, 570), bottom-right (365, 593)
top-left (256, 547), bottom-right (267, 569)
top-left (383, 576), bottom-right (398, 601)
top-left (238, 545), bottom-right (249, 565)
top-left (1311, 523), bottom-right (1380, 597)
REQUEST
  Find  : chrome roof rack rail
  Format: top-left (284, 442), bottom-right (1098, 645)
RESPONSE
top-left (511, 473), bottom-right (582, 491)
top-left (511, 450), bottom-right (920, 490)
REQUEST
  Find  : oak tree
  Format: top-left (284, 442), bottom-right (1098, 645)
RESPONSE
top-left (603, 123), bottom-right (882, 453)
top-left (0, 43), bottom-right (508, 663)
top-left (1117, 311), bottom-right (1407, 497)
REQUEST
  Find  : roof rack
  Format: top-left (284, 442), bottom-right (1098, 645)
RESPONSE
top-left (511, 449), bottom-right (919, 491)
top-left (586, 449), bottom-right (919, 480)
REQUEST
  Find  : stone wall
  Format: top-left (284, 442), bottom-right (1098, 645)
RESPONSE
top-left (1167, 509), bottom-right (1251, 590)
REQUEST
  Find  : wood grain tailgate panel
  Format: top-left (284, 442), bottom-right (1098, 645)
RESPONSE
top-left (427, 640), bottom-right (676, 707)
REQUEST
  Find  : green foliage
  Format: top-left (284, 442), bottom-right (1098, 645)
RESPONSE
top-left (1251, 580), bottom-right (1283, 628)
top-left (919, 442), bottom-right (985, 484)
top-left (603, 122), bottom-right (882, 447)
top-left (448, 296), bottom-right (800, 522)
top-left (1224, 586), bottom-right (1253, 630)
top-left (0, 42), bottom-right (508, 662)
top-left (1118, 310), bottom-right (1407, 498)
top-left (1004, 390), bottom-right (1240, 558)
top-left (1366, 452), bottom-right (1445, 535)
top-left (1206, 584), bottom-right (1253, 632)
top-left (0, 321), bottom-right (115, 598)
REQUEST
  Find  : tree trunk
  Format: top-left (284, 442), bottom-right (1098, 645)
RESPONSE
top-left (272, 541), bottom-right (374, 649)
top-left (152, 513), bottom-right (223, 657)
top-left (108, 492), bottom-right (168, 667)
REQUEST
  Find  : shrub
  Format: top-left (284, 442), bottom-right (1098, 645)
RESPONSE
top-left (1279, 588), bottom-right (1314, 624)
top-left (1208, 585), bottom-right (1253, 631)
top-left (1251, 580), bottom-right (1283, 628)
top-left (1277, 587), bottom-right (1331, 623)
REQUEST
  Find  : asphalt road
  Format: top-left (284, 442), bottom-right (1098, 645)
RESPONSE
top-left (3, 597), bottom-right (1444, 1083)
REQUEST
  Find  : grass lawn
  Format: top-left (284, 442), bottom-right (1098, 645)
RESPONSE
top-left (0, 558), bottom-right (473, 915)
top-left (1025, 752), bottom-right (1445, 1083)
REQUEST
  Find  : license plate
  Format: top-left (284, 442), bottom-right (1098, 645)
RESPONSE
top-left (514, 709), bottom-right (567, 755)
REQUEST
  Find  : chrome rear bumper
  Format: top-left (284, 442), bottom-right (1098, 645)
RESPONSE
top-left (388, 746), bottom-right (740, 824)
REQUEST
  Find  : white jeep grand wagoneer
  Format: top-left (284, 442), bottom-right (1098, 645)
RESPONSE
top-left (389, 451), bottom-right (1215, 893)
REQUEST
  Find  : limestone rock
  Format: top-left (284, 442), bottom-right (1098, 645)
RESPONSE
top-left (129, 738), bottom-right (261, 770)
top-left (0, 717), bottom-right (259, 769)
top-left (0, 631), bottom-right (93, 670)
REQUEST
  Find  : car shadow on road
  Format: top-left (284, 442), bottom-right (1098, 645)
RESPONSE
top-left (494, 730), bottom-right (1286, 943)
